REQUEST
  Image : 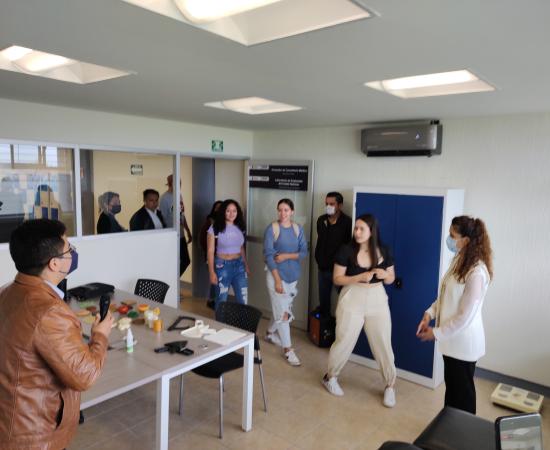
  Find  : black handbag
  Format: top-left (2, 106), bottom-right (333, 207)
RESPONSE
top-left (68, 282), bottom-right (115, 301)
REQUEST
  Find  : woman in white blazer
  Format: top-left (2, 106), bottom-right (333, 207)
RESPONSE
top-left (416, 215), bottom-right (493, 414)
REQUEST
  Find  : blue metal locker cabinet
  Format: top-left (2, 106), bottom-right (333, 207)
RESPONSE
top-left (351, 187), bottom-right (464, 388)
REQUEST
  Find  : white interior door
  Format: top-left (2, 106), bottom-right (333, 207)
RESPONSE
top-left (246, 160), bottom-right (314, 330)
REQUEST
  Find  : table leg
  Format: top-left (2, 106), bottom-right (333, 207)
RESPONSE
top-left (156, 375), bottom-right (170, 450)
top-left (242, 338), bottom-right (254, 431)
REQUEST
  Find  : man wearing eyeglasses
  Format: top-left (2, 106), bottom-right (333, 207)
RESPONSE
top-left (0, 219), bottom-right (114, 450)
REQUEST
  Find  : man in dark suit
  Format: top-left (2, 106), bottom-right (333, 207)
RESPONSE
top-left (129, 189), bottom-right (167, 231)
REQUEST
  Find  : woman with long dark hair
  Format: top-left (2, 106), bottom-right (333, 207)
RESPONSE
top-left (263, 198), bottom-right (308, 366)
top-left (322, 214), bottom-right (397, 407)
top-left (207, 199), bottom-right (249, 308)
top-left (417, 215), bottom-right (493, 414)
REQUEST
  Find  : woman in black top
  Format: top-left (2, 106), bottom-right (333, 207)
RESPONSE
top-left (322, 214), bottom-right (398, 407)
top-left (96, 191), bottom-right (126, 234)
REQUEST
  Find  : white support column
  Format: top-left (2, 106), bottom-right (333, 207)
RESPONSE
top-left (156, 375), bottom-right (170, 450)
top-left (241, 337), bottom-right (254, 431)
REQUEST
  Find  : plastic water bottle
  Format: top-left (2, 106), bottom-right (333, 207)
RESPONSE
top-left (126, 328), bottom-right (134, 354)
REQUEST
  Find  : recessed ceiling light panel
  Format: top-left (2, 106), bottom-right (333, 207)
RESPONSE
top-left (121, 0), bottom-right (375, 46)
top-left (205, 96), bottom-right (302, 114)
top-left (174, 0), bottom-right (283, 24)
top-left (0, 45), bottom-right (133, 84)
top-left (365, 69), bottom-right (496, 98)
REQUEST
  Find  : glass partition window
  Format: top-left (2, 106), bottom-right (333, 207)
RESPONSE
top-left (80, 149), bottom-right (175, 236)
top-left (0, 144), bottom-right (76, 243)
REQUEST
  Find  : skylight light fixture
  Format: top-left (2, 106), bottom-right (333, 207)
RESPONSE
top-left (174, 0), bottom-right (283, 23)
top-left (365, 69), bottom-right (496, 98)
top-left (0, 45), bottom-right (133, 84)
top-left (14, 51), bottom-right (73, 73)
top-left (121, 0), bottom-right (374, 46)
top-left (205, 97), bottom-right (302, 115)
top-left (1, 46), bottom-right (32, 61)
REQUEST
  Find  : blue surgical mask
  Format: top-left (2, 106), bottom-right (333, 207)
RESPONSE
top-left (59, 248), bottom-right (79, 275)
top-left (446, 235), bottom-right (458, 253)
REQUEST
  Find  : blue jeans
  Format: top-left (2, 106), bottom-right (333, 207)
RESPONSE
top-left (214, 256), bottom-right (248, 307)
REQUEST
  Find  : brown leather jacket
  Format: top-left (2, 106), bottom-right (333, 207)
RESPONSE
top-left (0, 274), bottom-right (109, 450)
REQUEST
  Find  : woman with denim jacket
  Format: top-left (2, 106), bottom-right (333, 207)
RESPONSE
top-left (263, 198), bottom-right (308, 366)
top-left (207, 199), bottom-right (249, 309)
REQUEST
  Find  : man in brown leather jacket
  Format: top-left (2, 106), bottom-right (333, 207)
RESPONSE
top-left (0, 219), bottom-right (114, 450)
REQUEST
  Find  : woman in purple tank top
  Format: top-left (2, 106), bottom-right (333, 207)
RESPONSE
top-left (207, 199), bottom-right (249, 308)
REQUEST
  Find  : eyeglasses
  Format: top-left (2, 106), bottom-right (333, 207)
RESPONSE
top-left (54, 244), bottom-right (77, 259)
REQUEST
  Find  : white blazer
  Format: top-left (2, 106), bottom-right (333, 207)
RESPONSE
top-left (426, 261), bottom-right (490, 362)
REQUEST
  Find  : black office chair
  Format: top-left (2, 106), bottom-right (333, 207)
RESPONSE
top-left (187, 302), bottom-right (267, 438)
top-left (134, 279), bottom-right (169, 303)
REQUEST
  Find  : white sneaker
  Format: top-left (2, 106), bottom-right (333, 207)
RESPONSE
top-left (265, 332), bottom-right (282, 347)
top-left (322, 375), bottom-right (344, 396)
top-left (383, 387), bottom-right (396, 408)
top-left (284, 349), bottom-right (301, 366)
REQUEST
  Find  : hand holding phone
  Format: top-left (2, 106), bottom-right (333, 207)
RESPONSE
top-left (99, 294), bottom-right (111, 322)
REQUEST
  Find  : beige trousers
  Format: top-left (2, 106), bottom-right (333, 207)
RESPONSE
top-left (328, 283), bottom-right (396, 387)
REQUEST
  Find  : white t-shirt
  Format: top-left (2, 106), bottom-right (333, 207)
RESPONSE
top-left (146, 208), bottom-right (164, 230)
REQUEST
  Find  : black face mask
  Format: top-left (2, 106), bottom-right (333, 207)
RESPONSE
top-left (110, 204), bottom-right (122, 215)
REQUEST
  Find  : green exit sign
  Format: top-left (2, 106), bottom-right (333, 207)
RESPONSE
top-left (211, 140), bottom-right (223, 152)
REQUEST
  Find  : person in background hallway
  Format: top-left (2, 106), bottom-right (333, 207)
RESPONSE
top-left (315, 191), bottom-right (352, 317)
top-left (417, 216), bottom-right (493, 415)
top-left (263, 198), bottom-right (308, 367)
top-left (179, 200), bottom-right (192, 276)
top-left (322, 214), bottom-right (397, 407)
top-left (160, 175), bottom-right (192, 275)
top-left (207, 199), bottom-right (249, 309)
top-left (0, 219), bottom-right (114, 450)
top-left (129, 189), bottom-right (166, 231)
top-left (200, 200), bottom-right (223, 309)
top-left (96, 191), bottom-right (126, 234)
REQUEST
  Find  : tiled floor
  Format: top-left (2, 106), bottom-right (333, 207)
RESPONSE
top-left (70, 295), bottom-right (549, 449)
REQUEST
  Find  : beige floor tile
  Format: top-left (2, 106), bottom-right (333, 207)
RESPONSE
top-left (68, 414), bottom-right (128, 450)
top-left (294, 423), bottom-right (359, 450)
top-left (169, 431), bottom-right (230, 450)
top-left (224, 427), bottom-right (293, 450)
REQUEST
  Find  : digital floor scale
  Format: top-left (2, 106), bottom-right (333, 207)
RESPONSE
top-left (491, 383), bottom-right (544, 413)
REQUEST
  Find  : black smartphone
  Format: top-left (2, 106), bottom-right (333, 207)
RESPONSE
top-left (99, 294), bottom-right (111, 322)
top-left (495, 412), bottom-right (543, 450)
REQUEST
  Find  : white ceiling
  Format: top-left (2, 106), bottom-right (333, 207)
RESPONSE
top-left (0, 0), bottom-right (549, 130)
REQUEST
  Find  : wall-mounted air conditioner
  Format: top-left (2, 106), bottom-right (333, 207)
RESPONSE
top-left (361, 122), bottom-right (442, 157)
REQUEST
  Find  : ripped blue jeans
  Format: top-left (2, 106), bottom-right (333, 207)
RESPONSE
top-left (214, 256), bottom-right (248, 307)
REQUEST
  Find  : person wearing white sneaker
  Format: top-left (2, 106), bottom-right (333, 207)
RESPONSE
top-left (263, 199), bottom-right (308, 367)
top-left (322, 374), bottom-right (344, 396)
top-left (264, 331), bottom-right (282, 347)
top-left (324, 214), bottom-right (397, 406)
top-left (383, 386), bottom-right (396, 407)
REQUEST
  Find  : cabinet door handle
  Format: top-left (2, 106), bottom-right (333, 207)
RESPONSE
top-left (394, 277), bottom-right (403, 289)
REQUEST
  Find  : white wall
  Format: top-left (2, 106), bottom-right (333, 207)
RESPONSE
top-left (215, 159), bottom-right (247, 207)
top-left (0, 231), bottom-right (179, 307)
top-left (0, 98), bottom-right (253, 157)
top-left (253, 113), bottom-right (550, 387)
top-left (0, 98), bottom-right (252, 308)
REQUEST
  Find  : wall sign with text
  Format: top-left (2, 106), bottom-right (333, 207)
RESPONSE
top-left (130, 164), bottom-right (143, 175)
top-left (249, 165), bottom-right (308, 191)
